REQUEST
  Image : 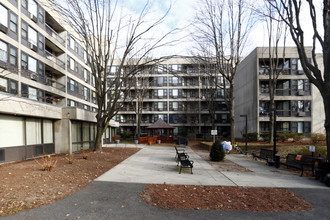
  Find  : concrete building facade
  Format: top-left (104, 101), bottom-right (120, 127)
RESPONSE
top-left (234, 47), bottom-right (325, 139)
top-left (0, 0), bottom-right (118, 163)
top-left (114, 57), bottom-right (231, 138)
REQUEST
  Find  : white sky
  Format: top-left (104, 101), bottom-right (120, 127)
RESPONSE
top-left (119, 0), bottom-right (323, 57)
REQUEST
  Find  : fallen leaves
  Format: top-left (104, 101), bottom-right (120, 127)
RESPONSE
top-left (0, 148), bottom-right (140, 216)
top-left (140, 184), bottom-right (314, 212)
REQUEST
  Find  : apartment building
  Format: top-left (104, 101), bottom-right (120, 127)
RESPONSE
top-left (234, 47), bottom-right (325, 139)
top-left (114, 57), bottom-right (231, 138)
top-left (0, 0), bottom-right (118, 163)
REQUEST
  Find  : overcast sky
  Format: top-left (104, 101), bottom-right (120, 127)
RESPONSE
top-left (118, 0), bottom-right (323, 57)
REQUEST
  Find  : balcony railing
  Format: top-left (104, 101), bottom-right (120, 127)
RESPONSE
top-left (45, 24), bottom-right (65, 46)
top-left (21, 71), bottom-right (66, 92)
top-left (45, 50), bottom-right (65, 69)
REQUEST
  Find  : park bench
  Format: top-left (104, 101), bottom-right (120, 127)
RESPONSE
top-left (280, 154), bottom-right (316, 177)
top-left (178, 156), bottom-right (194, 174)
top-left (175, 146), bottom-right (188, 162)
top-left (252, 148), bottom-right (276, 164)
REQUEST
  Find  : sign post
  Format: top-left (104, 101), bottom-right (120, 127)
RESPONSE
top-left (211, 130), bottom-right (217, 143)
top-left (309, 146), bottom-right (315, 157)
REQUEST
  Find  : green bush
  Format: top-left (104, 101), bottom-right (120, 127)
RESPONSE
top-left (209, 140), bottom-right (225, 161)
top-left (121, 131), bottom-right (133, 139)
top-left (260, 133), bottom-right (270, 142)
top-left (311, 133), bottom-right (326, 144)
top-left (291, 133), bottom-right (304, 142)
top-left (196, 133), bottom-right (203, 139)
top-left (277, 133), bottom-right (289, 142)
top-left (242, 132), bottom-right (258, 141)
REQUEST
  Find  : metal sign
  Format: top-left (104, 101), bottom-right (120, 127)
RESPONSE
top-left (211, 130), bottom-right (217, 136)
top-left (309, 146), bottom-right (315, 152)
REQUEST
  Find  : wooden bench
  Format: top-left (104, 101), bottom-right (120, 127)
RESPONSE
top-left (280, 154), bottom-right (316, 177)
top-left (252, 148), bottom-right (276, 164)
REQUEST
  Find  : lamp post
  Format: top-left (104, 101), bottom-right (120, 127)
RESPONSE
top-left (271, 108), bottom-right (277, 165)
top-left (240, 115), bottom-right (247, 155)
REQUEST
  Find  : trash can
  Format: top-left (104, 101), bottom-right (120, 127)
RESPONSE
top-left (274, 154), bottom-right (280, 168)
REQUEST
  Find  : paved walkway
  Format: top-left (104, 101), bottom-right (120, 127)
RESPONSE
top-left (2, 144), bottom-right (329, 220)
top-left (97, 145), bottom-right (327, 189)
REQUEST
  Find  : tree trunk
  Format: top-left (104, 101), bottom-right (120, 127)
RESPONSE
top-left (94, 127), bottom-right (103, 152)
top-left (324, 97), bottom-right (330, 159)
top-left (94, 120), bottom-right (104, 152)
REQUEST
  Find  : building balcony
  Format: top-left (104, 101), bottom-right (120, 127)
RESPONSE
top-left (45, 23), bottom-right (66, 46)
top-left (45, 50), bottom-right (65, 70)
top-left (21, 71), bottom-right (66, 92)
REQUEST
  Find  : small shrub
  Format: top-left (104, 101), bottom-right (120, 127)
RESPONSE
top-left (209, 140), bottom-right (225, 161)
top-left (260, 133), bottom-right (270, 142)
top-left (121, 131), bottom-right (133, 139)
top-left (196, 133), bottom-right (203, 139)
top-left (292, 133), bottom-right (304, 142)
top-left (80, 147), bottom-right (88, 159)
top-left (311, 133), bottom-right (326, 144)
top-left (35, 155), bottom-right (58, 171)
top-left (242, 132), bottom-right (258, 141)
top-left (277, 133), bottom-right (288, 142)
top-left (65, 154), bottom-right (74, 164)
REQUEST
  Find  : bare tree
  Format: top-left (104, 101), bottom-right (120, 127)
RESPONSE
top-left (192, 0), bottom-right (255, 143)
top-left (128, 66), bottom-right (153, 139)
top-left (254, 2), bottom-right (288, 143)
top-left (52, 0), bottom-right (178, 151)
top-left (268, 0), bottom-right (330, 158)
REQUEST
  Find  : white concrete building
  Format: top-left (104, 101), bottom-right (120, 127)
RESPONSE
top-left (0, 0), bottom-right (118, 163)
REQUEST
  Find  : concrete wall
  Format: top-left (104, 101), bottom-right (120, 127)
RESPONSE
top-left (0, 93), bottom-right (62, 119)
top-left (235, 48), bottom-right (258, 138)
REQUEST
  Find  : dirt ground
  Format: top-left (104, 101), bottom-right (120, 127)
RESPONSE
top-left (0, 143), bottom-right (315, 216)
top-left (140, 184), bottom-right (313, 212)
top-left (0, 148), bottom-right (140, 216)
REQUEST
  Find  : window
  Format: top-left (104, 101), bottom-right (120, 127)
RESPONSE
top-left (67, 56), bottom-right (77, 72)
top-left (0, 115), bottom-right (25, 147)
top-left (83, 68), bottom-right (89, 82)
top-left (173, 89), bottom-right (178, 97)
top-left (70, 37), bottom-right (75, 50)
top-left (9, 46), bottom-right (17, 66)
top-left (38, 34), bottom-right (44, 51)
top-left (28, 26), bottom-right (37, 46)
top-left (28, 0), bottom-right (38, 18)
top-left (38, 6), bottom-right (44, 23)
top-left (297, 79), bottom-right (304, 90)
top-left (9, 12), bottom-right (17, 33)
top-left (21, 0), bottom-right (27, 9)
top-left (67, 99), bottom-right (77, 107)
top-left (38, 62), bottom-right (44, 75)
top-left (21, 21), bottom-right (28, 40)
top-left (21, 52), bottom-right (28, 70)
top-left (43, 120), bottom-right (53, 144)
top-left (0, 77), bottom-right (8, 92)
top-left (83, 87), bottom-right (89, 100)
top-left (0, 4), bottom-right (8, 28)
top-left (28, 56), bottom-right (37, 73)
top-left (28, 86), bottom-right (37, 100)
top-left (0, 40), bottom-right (7, 62)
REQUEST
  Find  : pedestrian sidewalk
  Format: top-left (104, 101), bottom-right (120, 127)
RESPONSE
top-left (98, 144), bottom-right (328, 189)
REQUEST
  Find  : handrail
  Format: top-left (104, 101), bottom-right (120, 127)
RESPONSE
top-left (45, 50), bottom-right (65, 69)
top-left (45, 23), bottom-right (65, 46)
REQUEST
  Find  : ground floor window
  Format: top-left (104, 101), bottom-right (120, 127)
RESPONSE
top-left (0, 114), bottom-right (54, 162)
top-left (71, 121), bottom-right (96, 152)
